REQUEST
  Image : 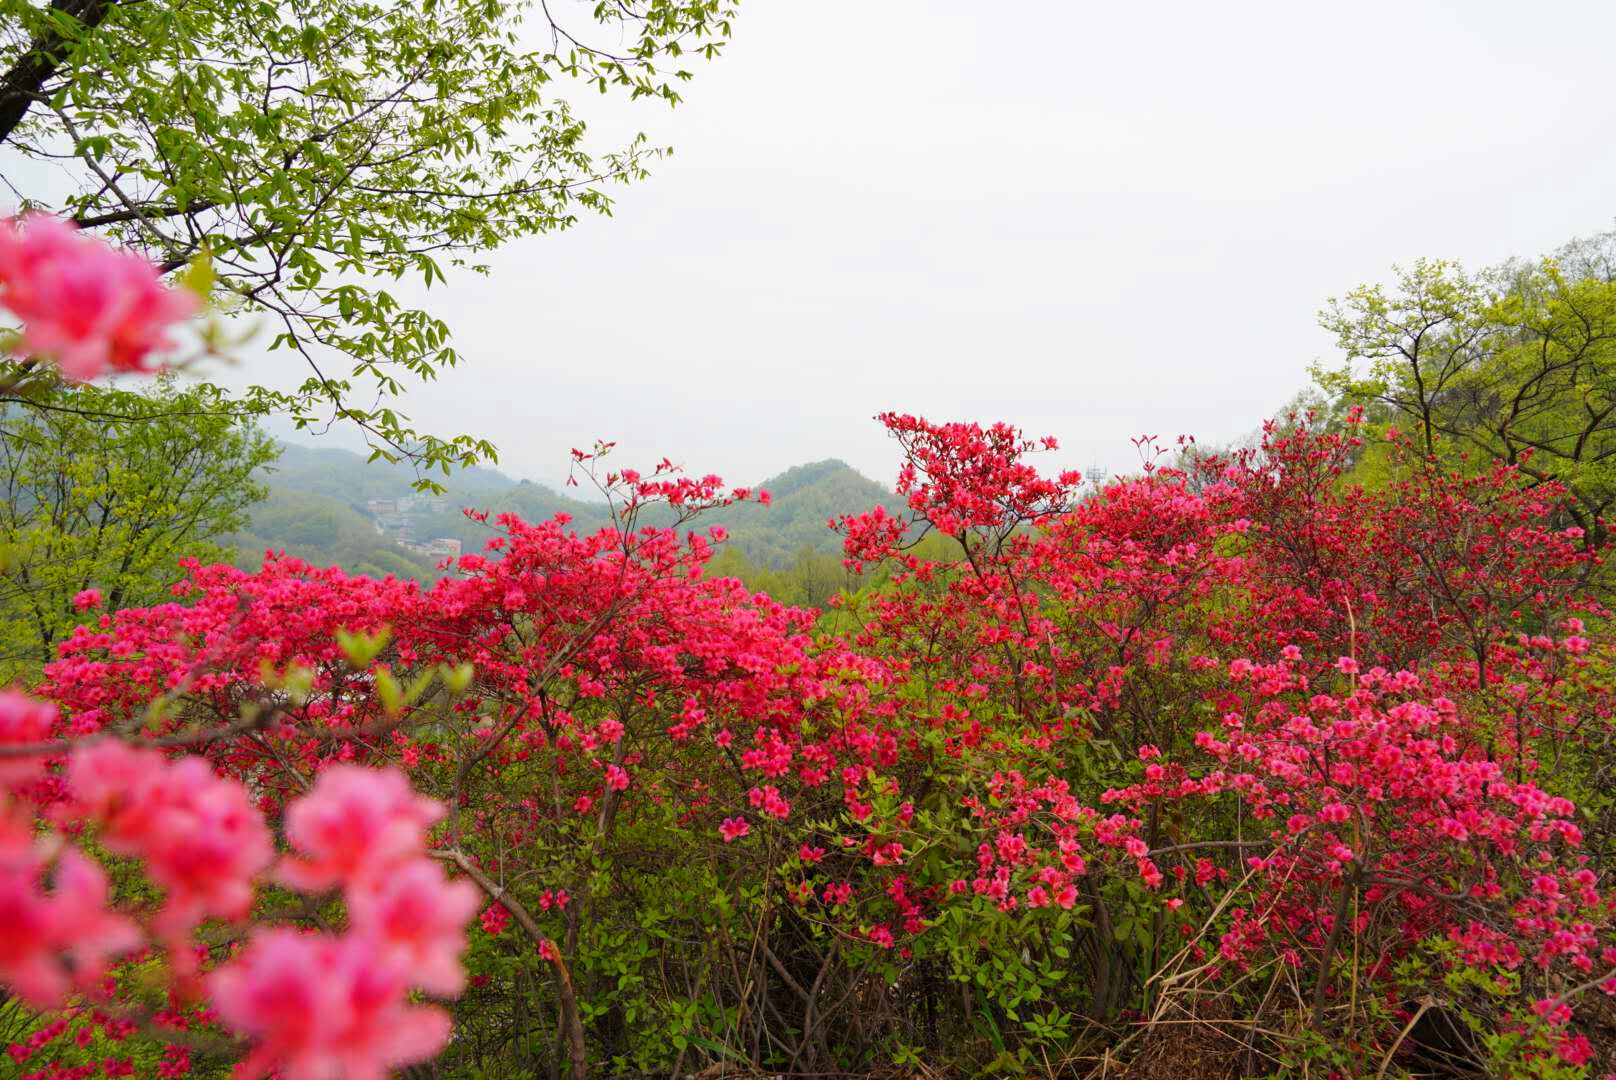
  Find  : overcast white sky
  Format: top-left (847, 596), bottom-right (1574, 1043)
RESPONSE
top-left (240, 0), bottom-right (1616, 490)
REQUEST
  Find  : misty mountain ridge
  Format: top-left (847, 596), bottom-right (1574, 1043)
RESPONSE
top-left (226, 442), bottom-right (900, 582)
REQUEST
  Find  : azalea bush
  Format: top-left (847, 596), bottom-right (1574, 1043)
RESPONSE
top-left (6, 215), bottom-right (1616, 1079)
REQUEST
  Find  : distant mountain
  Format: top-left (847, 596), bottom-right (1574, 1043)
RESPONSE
top-left (696, 459), bottom-right (900, 569)
top-left (266, 443), bottom-right (528, 502)
top-left (224, 444), bottom-right (898, 583)
top-left (227, 488), bottom-right (438, 580)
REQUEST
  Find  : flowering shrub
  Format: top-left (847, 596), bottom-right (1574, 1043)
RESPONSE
top-left (5, 222), bottom-right (1616, 1077)
top-left (1, 725), bottom-right (473, 1077)
top-left (208, 766), bottom-right (477, 1079)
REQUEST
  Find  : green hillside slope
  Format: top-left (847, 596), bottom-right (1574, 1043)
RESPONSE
top-left (225, 444), bottom-right (900, 599)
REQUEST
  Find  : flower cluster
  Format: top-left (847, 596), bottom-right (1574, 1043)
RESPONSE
top-left (69, 742), bottom-right (274, 959)
top-left (0, 726), bottom-right (474, 1079)
top-left (0, 820), bottom-right (138, 1010)
top-left (0, 214), bottom-right (197, 380)
top-left (212, 766), bottom-right (477, 1079)
top-left (6, 410), bottom-right (1616, 1075)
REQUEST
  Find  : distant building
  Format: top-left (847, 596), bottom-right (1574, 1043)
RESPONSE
top-left (398, 537), bottom-right (461, 560)
top-left (366, 498), bottom-right (397, 516)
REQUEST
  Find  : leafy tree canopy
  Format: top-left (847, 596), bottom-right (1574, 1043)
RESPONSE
top-left (0, 0), bottom-right (737, 483)
top-left (1317, 228), bottom-right (1616, 540)
top-left (0, 378), bottom-right (276, 682)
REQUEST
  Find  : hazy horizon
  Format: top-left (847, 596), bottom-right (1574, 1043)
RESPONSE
top-left (265, 424), bottom-right (894, 495)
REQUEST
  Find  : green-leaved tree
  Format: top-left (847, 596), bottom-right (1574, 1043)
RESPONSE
top-left (0, 0), bottom-right (737, 480)
top-left (0, 379), bottom-right (276, 682)
top-left (1317, 229), bottom-right (1616, 541)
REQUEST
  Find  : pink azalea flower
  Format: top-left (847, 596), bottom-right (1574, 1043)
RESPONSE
top-left (279, 765), bottom-right (444, 892)
top-left (210, 929), bottom-right (450, 1080)
top-left (44, 848), bottom-right (142, 994)
top-left (0, 214), bottom-right (198, 380)
top-left (0, 820), bottom-right (67, 1008)
top-left (0, 691), bottom-right (56, 789)
top-left (68, 744), bottom-right (274, 935)
top-left (0, 819), bottom-right (138, 1009)
top-left (347, 858), bottom-right (480, 997)
top-left (479, 902), bottom-right (510, 937)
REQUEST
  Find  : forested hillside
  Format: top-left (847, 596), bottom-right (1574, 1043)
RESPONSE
top-left (229, 443), bottom-right (900, 601)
